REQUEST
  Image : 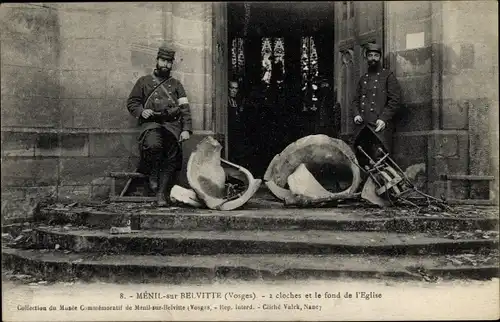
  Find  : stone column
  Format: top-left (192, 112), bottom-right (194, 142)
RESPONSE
top-left (171, 3), bottom-right (213, 133)
top-left (385, 1), bottom-right (498, 201)
top-left (385, 1), bottom-right (435, 192)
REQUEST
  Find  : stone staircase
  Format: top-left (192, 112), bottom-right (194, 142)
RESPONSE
top-left (2, 193), bottom-right (499, 283)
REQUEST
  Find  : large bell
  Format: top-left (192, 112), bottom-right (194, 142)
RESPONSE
top-left (186, 136), bottom-right (261, 210)
top-left (263, 135), bottom-right (362, 204)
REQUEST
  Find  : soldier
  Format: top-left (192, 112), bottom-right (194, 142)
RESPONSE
top-left (352, 43), bottom-right (402, 167)
top-left (227, 80), bottom-right (246, 166)
top-left (127, 44), bottom-right (192, 206)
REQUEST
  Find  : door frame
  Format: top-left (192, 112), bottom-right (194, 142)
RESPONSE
top-left (212, 2), bottom-right (229, 159)
top-left (212, 2), bottom-right (341, 158)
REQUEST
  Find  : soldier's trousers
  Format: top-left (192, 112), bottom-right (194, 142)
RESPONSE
top-left (139, 128), bottom-right (182, 197)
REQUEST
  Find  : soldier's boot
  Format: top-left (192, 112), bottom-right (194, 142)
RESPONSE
top-left (149, 149), bottom-right (164, 193)
top-left (156, 171), bottom-right (169, 207)
top-left (156, 169), bottom-right (180, 207)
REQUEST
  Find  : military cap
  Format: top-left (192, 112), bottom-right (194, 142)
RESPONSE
top-left (364, 43), bottom-right (382, 55)
top-left (157, 44), bottom-right (175, 61)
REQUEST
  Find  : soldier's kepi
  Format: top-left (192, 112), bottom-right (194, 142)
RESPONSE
top-left (127, 44), bottom-right (193, 206)
top-left (351, 42), bottom-right (402, 169)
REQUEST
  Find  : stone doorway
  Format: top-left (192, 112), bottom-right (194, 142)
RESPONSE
top-left (226, 2), bottom-right (336, 177)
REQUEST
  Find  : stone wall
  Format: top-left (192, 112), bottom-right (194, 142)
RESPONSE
top-left (1, 3), bottom-right (61, 221)
top-left (386, 1), bottom-right (498, 201)
top-left (1, 3), bottom-right (214, 221)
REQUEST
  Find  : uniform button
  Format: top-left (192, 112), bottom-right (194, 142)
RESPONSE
top-left (375, 80), bottom-right (378, 82)
top-left (373, 93), bottom-right (375, 96)
top-left (364, 81), bottom-right (367, 84)
top-left (362, 95), bottom-right (366, 98)
top-left (361, 109), bottom-right (364, 112)
top-left (154, 92), bottom-right (158, 95)
top-left (370, 108), bottom-right (374, 111)
top-left (371, 101), bottom-right (375, 104)
top-left (374, 86), bottom-right (377, 88)
top-left (377, 73), bottom-right (380, 76)
top-left (362, 102), bottom-right (365, 105)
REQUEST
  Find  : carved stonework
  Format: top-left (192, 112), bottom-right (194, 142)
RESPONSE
top-left (341, 49), bottom-right (354, 65)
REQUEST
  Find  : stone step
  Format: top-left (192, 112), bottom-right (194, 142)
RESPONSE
top-left (28, 227), bottom-right (498, 256)
top-left (2, 247), bottom-right (498, 283)
top-left (35, 205), bottom-right (499, 233)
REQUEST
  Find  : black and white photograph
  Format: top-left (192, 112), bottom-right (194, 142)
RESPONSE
top-left (1, 1), bottom-right (499, 321)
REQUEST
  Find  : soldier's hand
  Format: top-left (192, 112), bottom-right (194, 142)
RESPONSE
top-left (354, 115), bottom-right (363, 124)
top-left (179, 131), bottom-right (190, 142)
top-left (375, 119), bottom-right (386, 132)
top-left (141, 109), bottom-right (154, 119)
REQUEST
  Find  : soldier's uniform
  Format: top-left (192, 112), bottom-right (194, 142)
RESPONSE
top-left (127, 45), bottom-right (192, 204)
top-left (352, 43), bottom-right (401, 165)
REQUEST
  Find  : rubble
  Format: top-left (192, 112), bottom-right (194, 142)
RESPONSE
top-left (169, 185), bottom-right (203, 208)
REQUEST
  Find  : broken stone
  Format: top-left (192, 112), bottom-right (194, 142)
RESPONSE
top-left (109, 226), bottom-right (131, 234)
top-left (187, 136), bottom-right (261, 210)
top-left (11, 274), bottom-right (31, 280)
top-left (2, 233), bottom-right (13, 242)
top-left (170, 185), bottom-right (203, 208)
top-left (13, 234), bottom-right (25, 243)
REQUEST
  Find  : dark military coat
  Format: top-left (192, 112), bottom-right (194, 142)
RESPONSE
top-left (352, 67), bottom-right (401, 152)
top-left (127, 73), bottom-right (193, 144)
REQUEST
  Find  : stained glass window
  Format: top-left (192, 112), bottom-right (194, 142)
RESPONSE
top-left (231, 37), bottom-right (245, 83)
top-left (260, 37), bottom-right (285, 84)
top-left (301, 36), bottom-right (319, 111)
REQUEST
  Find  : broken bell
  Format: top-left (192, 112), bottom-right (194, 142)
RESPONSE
top-left (264, 135), bottom-right (362, 206)
top-left (182, 136), bottom-right (261, 210)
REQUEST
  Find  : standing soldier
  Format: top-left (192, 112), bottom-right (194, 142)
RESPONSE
top-left (127, 44), bottom-right (192, 206)
top-left (352, 43), bottom-right (402, 167)
top-left (228, 80), bottom-right (248, 167)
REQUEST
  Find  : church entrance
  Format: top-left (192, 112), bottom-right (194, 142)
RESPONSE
top-left (226, 2), bottom-right (337, 178)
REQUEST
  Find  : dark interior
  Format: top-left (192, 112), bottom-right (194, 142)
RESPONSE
top-left (227, 2), bottom-right (336, 177)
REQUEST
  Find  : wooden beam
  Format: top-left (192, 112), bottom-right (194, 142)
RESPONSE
top-left (441, 174), bottom-right (495, 181)
top-left (110, 196), bottom-right (157, 203)
top-left (446, 199), bottom-right (497, 206)
top-left (212, 2), bottom-right (229, 159)
top-left (107, 172), bottom-right (147, 178)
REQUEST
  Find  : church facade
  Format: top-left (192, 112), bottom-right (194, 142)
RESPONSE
top-left (1, 2), bottom-right (498, 219)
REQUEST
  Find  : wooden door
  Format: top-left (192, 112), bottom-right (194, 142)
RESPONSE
top-left (335, 1), bottom-right (385, 142)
